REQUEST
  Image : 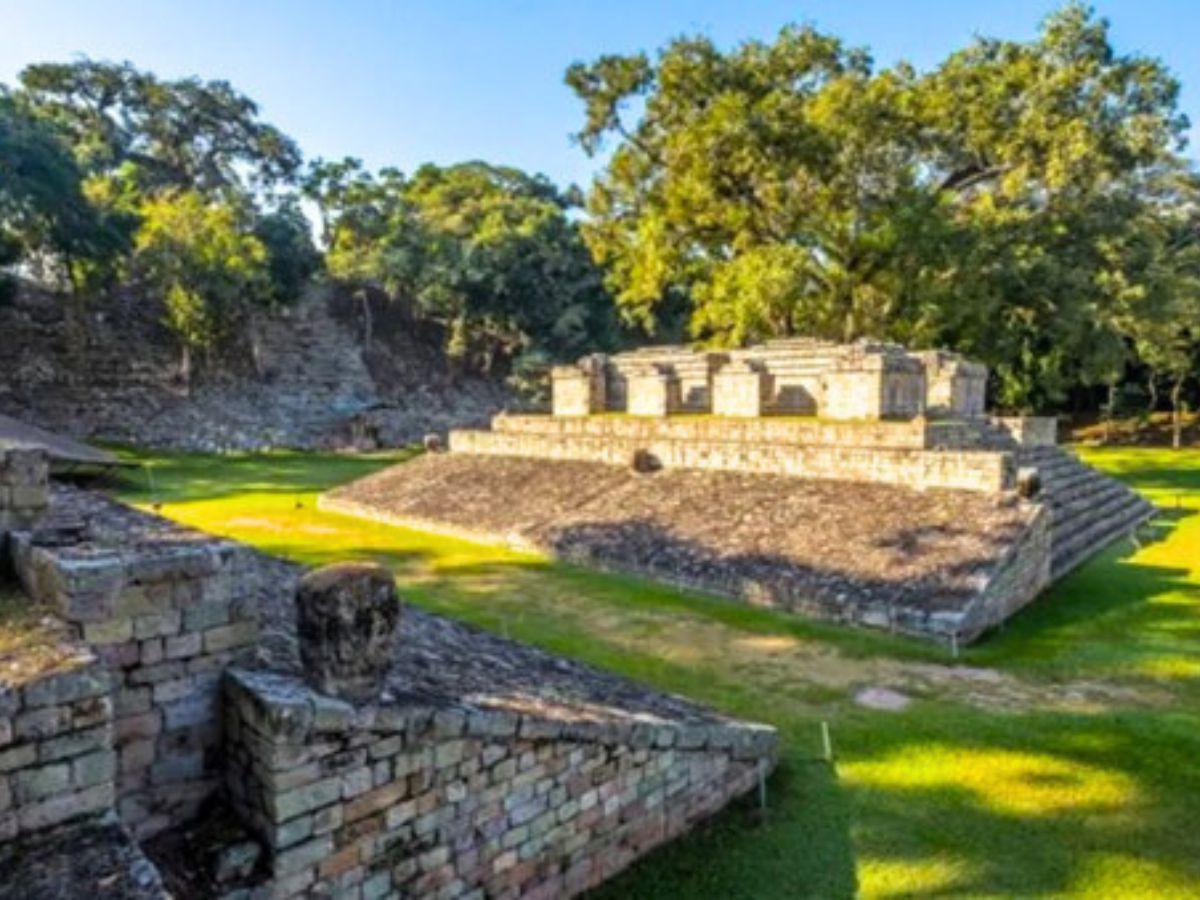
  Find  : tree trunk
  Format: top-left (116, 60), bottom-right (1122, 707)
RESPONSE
top-left (359, 292), bottom-right (373, 347)
top-left (1170, 375), bottom-right (1184, 450)
top-left (1147, 373), bottom-right (1158, 414)
top-left (179, 343), bottom-right (192, 397)
top-left (1103, 381), bottom-right (1117, 444)
top-left (249, 313), bottom-right (265, 378)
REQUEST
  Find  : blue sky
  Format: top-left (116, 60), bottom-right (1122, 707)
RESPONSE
top-left (3, 1), bottom-right (1199, 189)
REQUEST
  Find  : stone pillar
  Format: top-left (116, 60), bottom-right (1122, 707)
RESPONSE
top-left (626, 365), bottom-right (681, 417)
top-left (295, 562), bottom-right (401, 703)
top-left (712, 361), bottom-right (769, 417)
top-left (0, 449), bottom-right (49, 533)
top-left (551, 355), bottom-right (607, 417)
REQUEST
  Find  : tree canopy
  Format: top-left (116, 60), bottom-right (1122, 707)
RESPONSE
top-left (305, 159), bottom-right (616, 373)
top-left (566, 3), bottom-right (1189, 409)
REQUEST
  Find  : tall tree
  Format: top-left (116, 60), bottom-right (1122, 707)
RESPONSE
top-left (306, 159), bottom-right (617, 372)
top-left (18, 60), bottom-right (301, 195)
top-left (133, 190), bottom-right (270, 387)
top-left (568, 3), bottom-right (1186, 409)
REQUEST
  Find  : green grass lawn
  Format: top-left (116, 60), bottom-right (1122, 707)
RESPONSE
top-left (109, 446), bottom-right (1200, 899)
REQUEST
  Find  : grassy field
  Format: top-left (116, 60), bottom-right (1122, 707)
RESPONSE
top-left (109, 447), bottom-right (1200, 899)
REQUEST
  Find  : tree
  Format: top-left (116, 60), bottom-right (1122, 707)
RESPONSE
top-left (0, 91), bottom-right (130, 293)
top-left (306, 159), bottom-right (617, 372)
top-left (254, 197), bottom-right (322, 305)
top-left (1119, 170), bottom-right (1200, 448)
top-left (18, 60), bottom-right (301, 195)
top-left (133, 190), bottom-right (270, 387)
top-left (567, 4), bottom-right (1186, 409)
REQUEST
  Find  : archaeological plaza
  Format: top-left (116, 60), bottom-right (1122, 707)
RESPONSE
top-left (0, 337), bottom-right (1157, 898)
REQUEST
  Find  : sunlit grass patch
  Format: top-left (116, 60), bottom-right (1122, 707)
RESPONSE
top-left (843, 745), bottom-right (1140, 817)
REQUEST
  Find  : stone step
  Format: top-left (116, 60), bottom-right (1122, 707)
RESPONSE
top-left (1048, 476), bottom-right (1132, 513)
top-left (1056, 489), bottom-right (1147, 540)
top-left (1051, 497), bottom-right (1154, 579)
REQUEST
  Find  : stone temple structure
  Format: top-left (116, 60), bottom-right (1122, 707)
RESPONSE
top-left (0, 447), bottom-right (775, 898)
top-left (324, 339), bottom-right (1154, 645)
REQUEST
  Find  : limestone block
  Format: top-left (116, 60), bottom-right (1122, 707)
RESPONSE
top-left (712, 362), bottom-right (768, 418)
top-left (551, 355), bottom-right (607, 417)
top-left (626, 367), bottom-right (681, 417)
top-left (295, 563), bottom-right (402, 703)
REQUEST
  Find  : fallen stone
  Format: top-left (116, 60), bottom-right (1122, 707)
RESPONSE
top-left (853, 686), bottom-right (912, 711)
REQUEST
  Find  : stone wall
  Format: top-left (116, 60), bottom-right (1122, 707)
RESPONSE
top-left (821, 352), bottom-right (926, 422)
top-left (9, 486), bottom-right (282, 839)
top-left (0, 449), bottom-right (49, 534)
top-left (551, 356), bottom-right (607, 418)
top-left (223, 668), bottom-right (774, 899)
top-left (919, 351), bottom-right (988, 418)
top-left (493, 412), bottom-right (985, 450)
top-left (0, 653), bottom-right (115, 841)
top-left (951, 506), bottom-right (1053, 642)
top-left (450, 429), bottom-right (1015, 494)
top-left (990, 416), bottom-right (1058, 448)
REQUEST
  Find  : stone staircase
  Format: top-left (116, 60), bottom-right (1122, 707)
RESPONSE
top-left (1013, 444), bottom-right (1155, 579)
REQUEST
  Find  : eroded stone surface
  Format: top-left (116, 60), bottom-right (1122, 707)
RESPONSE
top-left (295, 562), bottom-right (401, 703)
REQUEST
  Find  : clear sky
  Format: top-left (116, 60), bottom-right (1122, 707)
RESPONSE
top-left (3, 1), bottom-right (1199, 189)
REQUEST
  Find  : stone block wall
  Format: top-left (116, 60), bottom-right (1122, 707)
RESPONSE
top-left (821, 353), bottom-right (926, 421)
top-left (9, 487), bottom-right (276, 839)
top-left (605, 349), bottom-right (726, 413)
top-left (493, 413), bottom-right (946, 448)
top-left (223, 669), bottom-right (775, 900)
top-left (450, 428), bottom-right (1015, 494)
top-left (0, 449), bottom-right (49, 534)
top-left (952, 506), bottom-right (1052, 642)
top-left (0, 654), bottom-right (116, 841)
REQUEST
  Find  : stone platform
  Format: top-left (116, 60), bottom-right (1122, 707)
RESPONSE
top-left (321, 454), bottom-right (1051, 643)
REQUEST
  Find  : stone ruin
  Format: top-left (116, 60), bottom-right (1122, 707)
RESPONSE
top-left (0, 448), bottom-right (776, 898)
top-left (323, 339), bottom-right (1154, 644)
top-left (549, 339), bottom-right (985, 421)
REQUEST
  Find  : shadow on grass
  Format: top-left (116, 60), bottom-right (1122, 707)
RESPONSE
top-left (108, 448), bottom-right (415, 504)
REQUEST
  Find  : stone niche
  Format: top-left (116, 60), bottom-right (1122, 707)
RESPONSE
top-left (821, 348), bottom-right (926, 421)
top-left (712, 360), bottom-right (770, 418)
top-left (551, 355), bottom-right (607, 417)
top-left (625, 364), bottom-right (682, 417)
top-left (918, 351), bottom-right (988, 418)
